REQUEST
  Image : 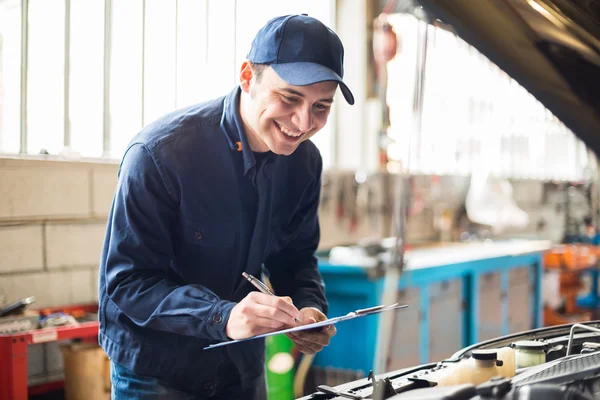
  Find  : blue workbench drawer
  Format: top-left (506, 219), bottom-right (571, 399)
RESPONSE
top-left (386, 287), bottom-right (420, 370)
top-left (429, 279), bottom-right (463, 362)
top-left (312, 246), bottom-right (544, 382)
top-left (508, 267), bottom-right (532, 333)
top-left (478, 271), bottom-right (503, 341)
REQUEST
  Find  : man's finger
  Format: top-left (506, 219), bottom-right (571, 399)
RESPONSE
top-left (250, 303), bottom-right (298, 326)
top-left (296, 341), bottom-right (322, 354)
top-left (288, 332), bottom-right (328, 350)
top-left (253, 293), bottom-right (300, 320)
top-left (252, 316), bottom-right (285, 330)
top-left (288, 335), bottom-right (321, 353)
top-left (298, 332), bottom-right (331, 346)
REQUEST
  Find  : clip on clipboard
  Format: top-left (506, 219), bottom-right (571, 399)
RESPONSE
top-left (203, 303), bottom-right (407, 350)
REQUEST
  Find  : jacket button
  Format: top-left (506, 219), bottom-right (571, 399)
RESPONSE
top-left (194, 231), bottom-right (203, 240)
top-left (212, 313), bottom-right (223, 324)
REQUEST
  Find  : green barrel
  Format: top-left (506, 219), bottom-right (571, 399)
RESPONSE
top-left (265, 335), bottom-right (295, 400)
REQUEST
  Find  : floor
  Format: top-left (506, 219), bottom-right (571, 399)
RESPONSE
top-left (29, 389), bottom-right (65, 400)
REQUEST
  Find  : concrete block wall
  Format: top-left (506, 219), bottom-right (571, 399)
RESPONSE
top-left (0, 157), bottom-right (577, 310)
top-left (0, 157), bottom-right (119, 309)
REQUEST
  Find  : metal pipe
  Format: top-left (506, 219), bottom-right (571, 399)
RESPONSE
top-left (566, 324), bottom-right (600, 356)
top-left (102, 0), bottom-right (112, 155)
top-left (63, 0), bottom-right (71, 149)
top-left (141, 0), bottom-right (146, 127)
top-left (19, 0), bottom-right (29, 153)
top-left (174, 0), bottom-right (179, 109)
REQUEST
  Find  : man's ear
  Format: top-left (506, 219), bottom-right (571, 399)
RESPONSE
top-left (239, 60), bottom-right (253, 93)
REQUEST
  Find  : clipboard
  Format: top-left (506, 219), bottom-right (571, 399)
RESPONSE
top-left (203, 303), bottom-right (407, 350)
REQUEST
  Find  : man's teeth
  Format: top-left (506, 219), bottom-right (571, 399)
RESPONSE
top-left (277, 123), bottom-right (303, 138)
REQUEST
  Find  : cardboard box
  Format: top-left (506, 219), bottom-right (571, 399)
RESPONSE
top-left (0, 310), bottom-right (40, 335)
top-left (62, 343), bottom-right (111, 400)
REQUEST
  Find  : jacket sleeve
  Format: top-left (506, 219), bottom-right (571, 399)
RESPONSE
top-left (102, 143), bottom-right (235, 341)
top-left (264, 155), bottom-right (328, 315)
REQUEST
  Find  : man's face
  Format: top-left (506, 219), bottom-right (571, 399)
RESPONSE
top-left (240, 64), bottom-right (338, 156)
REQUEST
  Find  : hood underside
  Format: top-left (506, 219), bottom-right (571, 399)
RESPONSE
top-left (409, 0), bottom-right (600, 156)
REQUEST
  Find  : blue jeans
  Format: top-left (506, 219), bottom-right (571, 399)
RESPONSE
top-left (111, 361), bottom-right (267, 400)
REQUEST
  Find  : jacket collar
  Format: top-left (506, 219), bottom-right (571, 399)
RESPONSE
top-left (220, 86), bottom-right (256, 175)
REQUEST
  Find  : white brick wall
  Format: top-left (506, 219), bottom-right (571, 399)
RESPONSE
top-left (0, 166), bottom-right (90, 219)
top-left (0, 157), bottom-right (117, 310)
top-left (0, 225), bottom-right (44, 273)
top-left (45, 223), bottom-right (106, 269)
top-left (92, 169), bottom-right (118, 216)
top-left (0, 269), bottom-right (97, 308)
top-left (69, 268), bottom-right (99, 305)
top-left (0, 157), bottom-right (570, 310)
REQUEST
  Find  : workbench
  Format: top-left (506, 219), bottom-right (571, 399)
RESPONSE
top-left (310, 240), bottom-right (551, 385)
top-left (0, 304), bottom-right (99, 400)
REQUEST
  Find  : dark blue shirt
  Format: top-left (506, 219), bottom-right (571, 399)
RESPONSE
top-left (98, 87), bottom-right (328, 395)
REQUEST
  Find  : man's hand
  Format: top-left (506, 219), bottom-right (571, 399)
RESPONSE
top-left (286, 307), bottom-right (336, 355)
top-left (226, 292), bottom-right (301, 340)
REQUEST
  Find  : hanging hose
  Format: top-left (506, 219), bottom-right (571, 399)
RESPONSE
top-left (294, 353), bottom-right (315, 398)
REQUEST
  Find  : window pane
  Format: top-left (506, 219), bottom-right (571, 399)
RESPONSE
top-left (27, 0), bottom-right (65, 155)
top-left (176, 0), bottom-right (207, 108)
top-left (0, 0), bottom-right (21, 154)
top-left (143, 0), bottom-right (177, 125)
top-left (387, 13), bottom-right (586, 180)
top-left (108, 0), bottom-right (143, 158)
top-left (69, 0), bottom-right (104, 157)
top-left (205, 1), bottom-right (235, 100)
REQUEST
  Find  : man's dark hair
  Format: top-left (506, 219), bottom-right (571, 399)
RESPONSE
top-left (252, 63), bottom-right (270, 83)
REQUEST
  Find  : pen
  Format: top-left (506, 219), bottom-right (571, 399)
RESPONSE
top-left (242, 272), bottom-right (303, 324)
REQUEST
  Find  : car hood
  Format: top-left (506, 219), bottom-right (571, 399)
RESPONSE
top-left (409, 0), bottom-right (600, 156)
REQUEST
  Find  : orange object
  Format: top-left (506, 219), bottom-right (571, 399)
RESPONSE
top-left (544, 307), bottom-right (592, 326)
top-left (543, 244), bottom-right (599, 327)
top-left (544, 244), bottom-right (597, 270)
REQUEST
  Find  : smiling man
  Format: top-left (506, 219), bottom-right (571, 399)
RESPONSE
top-left (99, 14), bottom-right (354, 400)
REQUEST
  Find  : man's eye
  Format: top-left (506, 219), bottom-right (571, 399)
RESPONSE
top-left (284, 96), bottom-right (298, 103)
top-left (314, 104), bottom-right (329, 111)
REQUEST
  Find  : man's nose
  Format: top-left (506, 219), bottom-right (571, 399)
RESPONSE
top-left (292, 107), bottom-right (313, 133)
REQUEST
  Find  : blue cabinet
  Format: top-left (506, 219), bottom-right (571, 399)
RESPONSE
top-left (311, 243), bottom-right (545, 381)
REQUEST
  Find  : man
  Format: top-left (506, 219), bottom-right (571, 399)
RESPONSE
top-left (99, 14), bottom-right (354, 399)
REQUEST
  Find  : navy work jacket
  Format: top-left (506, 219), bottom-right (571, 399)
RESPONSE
top-left (98, 87), bottom-right (328, 396)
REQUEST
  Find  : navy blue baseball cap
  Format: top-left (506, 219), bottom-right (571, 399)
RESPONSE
top-left (247, 14), bottom-right (355, 105)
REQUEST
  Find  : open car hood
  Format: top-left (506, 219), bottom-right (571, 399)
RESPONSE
top-left (409, 0), bottom-right (600, 156)
top-left (300, 321), bottom-right (600, 399)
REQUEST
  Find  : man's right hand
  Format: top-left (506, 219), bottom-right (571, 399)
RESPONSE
top-left (226, 292), bottom-right (301, 339)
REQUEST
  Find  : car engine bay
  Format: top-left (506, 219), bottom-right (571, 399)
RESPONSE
top-left (300, 322), bottom-right (600, 399)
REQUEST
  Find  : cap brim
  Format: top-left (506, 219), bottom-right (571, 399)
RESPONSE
top-left (271, 62), bottom-right (355, 105)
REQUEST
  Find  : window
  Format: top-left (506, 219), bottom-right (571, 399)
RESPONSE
top-left (385, 13), bottom-right (593, 181)
top-left (176, 0), bottom-right (208, 108)
top-left (26, 0), bottom-right (65, 155)
top-left (69, 0), bottom-right (104, 157)
top-left (108, 0), bottom-right (143, 158)
top-left (2, 0), bottom-right (337, 165)
top-left (143, 0), bottom-right (177, 125)
top-left (0, 0), bottom-right (21, 154)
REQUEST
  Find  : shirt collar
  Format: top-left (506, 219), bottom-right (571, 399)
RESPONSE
top-left (220, 86), bottom-right (256, 175)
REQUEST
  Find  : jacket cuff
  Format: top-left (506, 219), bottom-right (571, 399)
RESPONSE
top-left (201, 300), bottom-right (236, 341)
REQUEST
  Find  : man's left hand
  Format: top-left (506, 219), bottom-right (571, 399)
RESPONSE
top-left (285, 307), bottom-right (336, 355)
